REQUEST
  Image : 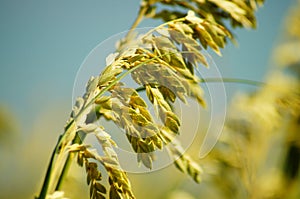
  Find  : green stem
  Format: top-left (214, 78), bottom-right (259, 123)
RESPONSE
top-left (35, 136), bottom-right (61, 199)
top-left (55, 133), bottom-right (84, 191)
top-left (54, 154), bottom-right (72, 191)
top-left (200, 77), bottom-right (266, 86)
top-left (200, 77), bottom-right (299, 94)
top-left (36, 120), bottom-right (74, 199)
top-left (135, 77), bottom-right (266, 92)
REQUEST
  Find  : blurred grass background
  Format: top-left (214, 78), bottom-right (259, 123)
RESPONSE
top-left (0, 0), bottom-right (296, 198)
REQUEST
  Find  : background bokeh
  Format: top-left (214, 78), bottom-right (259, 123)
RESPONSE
top-left (0, 0), bottom-right (296, 198)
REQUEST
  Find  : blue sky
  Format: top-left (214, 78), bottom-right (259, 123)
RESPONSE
top-left (0, 0), bottom-right (295, 130)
